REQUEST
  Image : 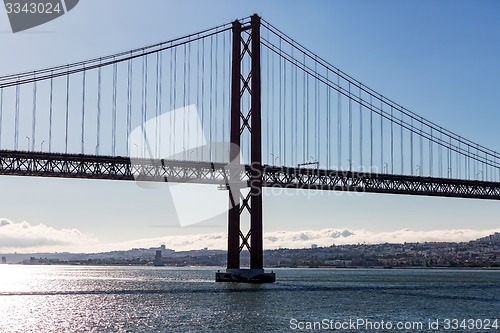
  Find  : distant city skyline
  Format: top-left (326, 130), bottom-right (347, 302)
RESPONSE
top-left (0, 1), bottom-right (499, 253)
top-left (2, 232), bottom-right (499, 269)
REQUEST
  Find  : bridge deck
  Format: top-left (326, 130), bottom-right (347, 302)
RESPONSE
top-left (1, 150), bottom-right (499, 200)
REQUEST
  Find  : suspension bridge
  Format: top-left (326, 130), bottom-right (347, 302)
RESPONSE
top-left (1, 14), bottom-right (499, 282)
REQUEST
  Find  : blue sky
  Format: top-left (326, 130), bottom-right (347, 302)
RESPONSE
top-left (0, 0), bottom-right (499, 252)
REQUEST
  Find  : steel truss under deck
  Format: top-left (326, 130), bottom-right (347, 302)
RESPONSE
top-left (1, 150), bottom-right (499, 200)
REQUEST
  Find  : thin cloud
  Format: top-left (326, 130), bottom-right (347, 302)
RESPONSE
top-left (100, 228), bottom-right (500, 252)
top-left (1, 217), bottom-right (498, 253)
top-left (0, 218), bottom-right (95, 253)
top-left (262, 228), bottom-right (500, 249)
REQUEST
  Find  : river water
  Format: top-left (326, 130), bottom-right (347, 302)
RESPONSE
top-left (0, 265), bottom-right (498, 332)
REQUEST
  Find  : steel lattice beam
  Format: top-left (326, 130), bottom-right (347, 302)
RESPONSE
top-left (0, 150), bottom-right (233, 184)
top-left (260, 165), bottom-right (500, 200)
top-left (1, 150), bottom-right (500, 200)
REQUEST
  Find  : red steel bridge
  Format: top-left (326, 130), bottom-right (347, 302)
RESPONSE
top-left (1, 15), bottom-right (499, 282)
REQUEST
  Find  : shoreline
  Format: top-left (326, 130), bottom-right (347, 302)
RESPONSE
top-left (4, 263), bottom-right (500, 270)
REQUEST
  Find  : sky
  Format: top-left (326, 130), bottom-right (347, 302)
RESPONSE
top-left (0, 0), bottom-right (499, 253)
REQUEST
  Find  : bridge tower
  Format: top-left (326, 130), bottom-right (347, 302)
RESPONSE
top-left (215, 14), bottom-right (275, 283)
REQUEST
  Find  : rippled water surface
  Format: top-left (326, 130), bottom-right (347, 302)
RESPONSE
top-left (0, 266), bottom-right (499, 332)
